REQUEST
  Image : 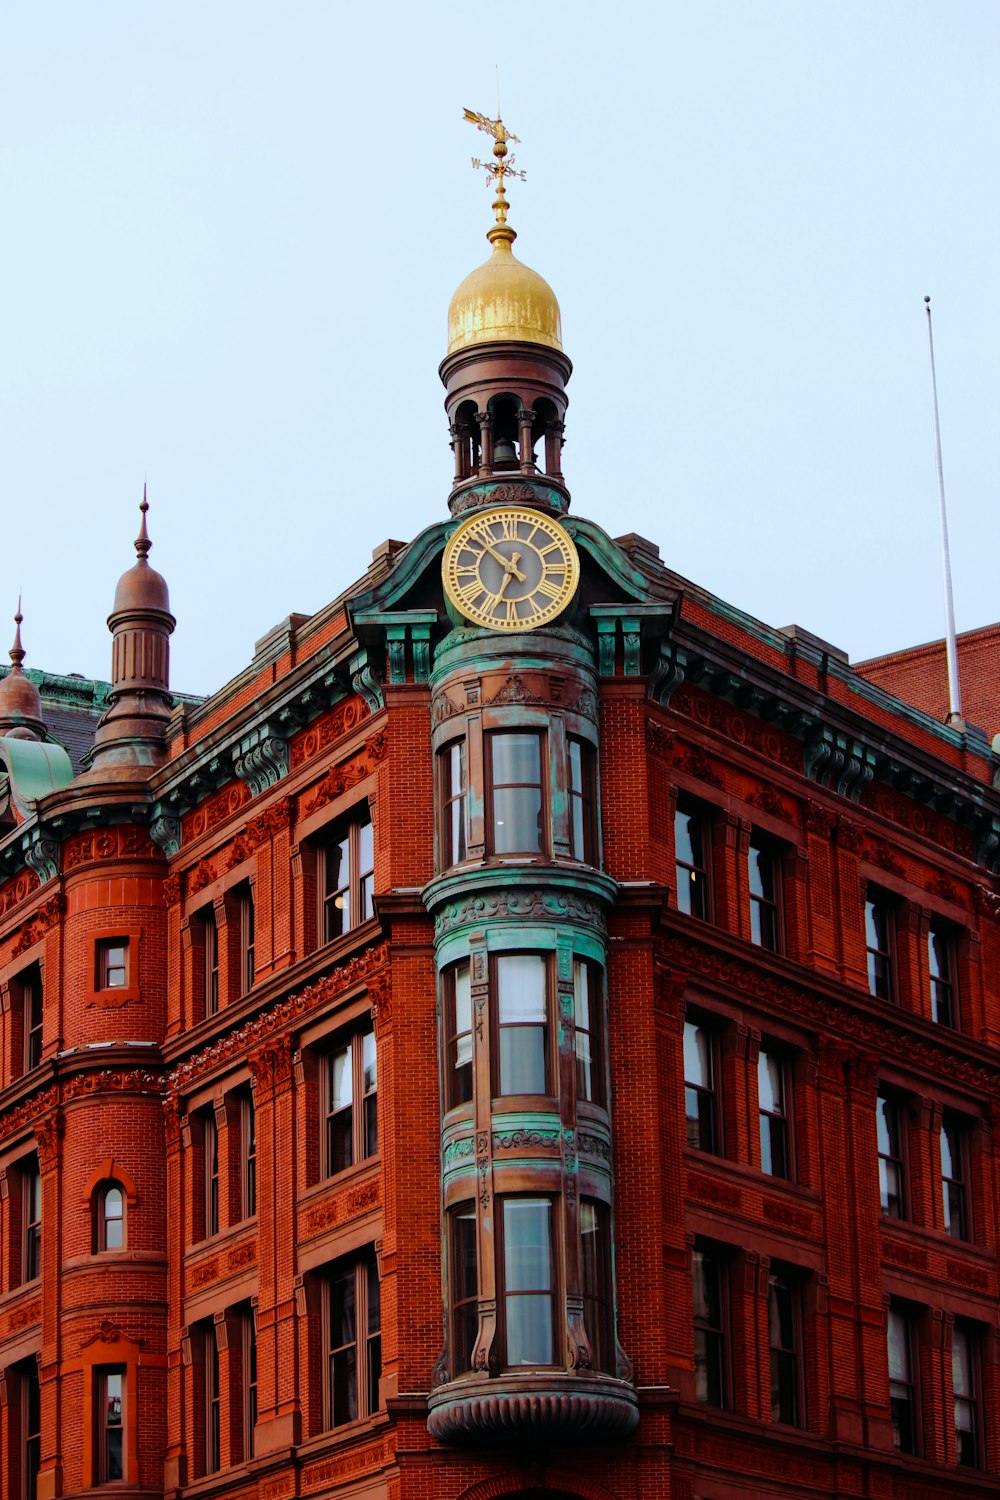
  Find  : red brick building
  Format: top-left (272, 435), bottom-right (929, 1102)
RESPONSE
top-left (1, 117), bottom-right (999, 1500)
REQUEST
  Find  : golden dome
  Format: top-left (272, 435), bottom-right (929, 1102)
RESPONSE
top-left (447, 223), bottom-right (563, 356)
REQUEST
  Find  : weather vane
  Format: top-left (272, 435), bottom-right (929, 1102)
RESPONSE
top-left (463, 105), bottom-right (526, 226)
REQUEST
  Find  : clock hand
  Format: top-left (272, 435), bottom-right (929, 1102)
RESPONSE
top-left (495, 570), bottom-right (513, 604)
top-left (503, 549), bottom-right (526, 583)
top-left (480, 538), bottom-right (526, 581)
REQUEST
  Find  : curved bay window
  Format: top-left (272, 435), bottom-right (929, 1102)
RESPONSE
top-left (580, 1199), bottom-right (613, 1373)
top-left (573, 960), bottom-right (604, 1107)
top-left (488, 732), bottom-right (544, 855)
top-left (568, 737), bottom-right (596, 863)
top-left (445, 962), bottom-right (473, 1109)
top-left (500, 1197), bottom-right (555, 1366)
top-left (450, 1203), bottom-right (479, 1374)
top-left (495, 954), bottom-right (550, 1097)
top-left (441, 740), bottom-right (468, 867)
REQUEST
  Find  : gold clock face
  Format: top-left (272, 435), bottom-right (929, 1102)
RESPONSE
top-left (442, 508), bottom-right (580, 631)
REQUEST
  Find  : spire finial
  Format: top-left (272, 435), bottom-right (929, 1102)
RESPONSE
top-left (9, 596), bottom-right (25, 673)
top-left (464, 106), bottom-right (526, 238)
top-left (135, 481), bottom-right (152, 563)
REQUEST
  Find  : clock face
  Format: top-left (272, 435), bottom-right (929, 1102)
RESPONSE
top-left (442, 507), bottom-right (580, 631)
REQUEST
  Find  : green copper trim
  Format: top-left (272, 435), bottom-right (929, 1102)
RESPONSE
top-left (0, 736), bottom-right (74, 816)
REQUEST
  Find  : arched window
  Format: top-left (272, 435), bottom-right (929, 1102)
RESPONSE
top-left (96, 1181), bottom-right (126, 1251)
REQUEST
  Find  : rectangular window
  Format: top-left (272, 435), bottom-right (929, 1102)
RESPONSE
top-left (441, 741), bottom-right (468, 866)
top-left (865, 896), bottom-right (894, 1001)
top-left (877, 1094), bottom-right (906, 1219)
top-left (496, 954), bottom-right (549, 1097)
top-left (97, 938), bottom-right (128, 990)
top-left (321, 811), bottom-right (375, 943)
top-left (580, 1199), bottom-right (613, 1374)
top-left (488, 732), bottom-right (544, 855)
top-left (940, 1114), bottom-right (968, 1240)
top-left (204, 1112), bottom-right (219, 1238)
top-left (451, 1203), bottom-right (479, 1374)
top-left (22, 1360), bottom-right (41, 1500)
top-left (203, 907), bottom-right (219, 1017)
top-left (324, 1248), bottom-right (381, 1428)
top-left (928, 923), bottom-right (957, 1027)
top-left (573, 960), bottom-right (604, 1106)
top-left (446, 962), bottom-right (473, 1109)
top-left (204, 1325), bottom-right (220, 1474)
top-left (241, 1092), bottom-right (256, 1220)
top-left (501, 1197), bottom-right (555, 1366)
top-left (241, 1308), bottom-right (257, 1461)
top-left (97, 1367), bottom-right (125, 1484)
top-left (684, 1019), bottom-right (718, 1154)
top-left (749, 837), bottom-right (781, 950)
top-left (568, 737), bottom-right (596, 863)
top-left (888, 1305), bottom-right (918, 1455)
top-left (675, 804), bottom-right (710, 919)
top-left (953, 1322), bottom-right (980, 1467)
top-left (323, 1028), bottom-right (378, 1177)
top-left (20, 964), bottom-right (43, 1073)
top-left (239, 886), bottom-right (255, 994)
top-left (758, 1046), bottom-right (790, 1179)
top-left (22, 1158), bottom-right (41, 1283)
top-left (692, 1243), bottom-right (728, 1408)
top-left (768, 1270), bottom-right (802, 1426)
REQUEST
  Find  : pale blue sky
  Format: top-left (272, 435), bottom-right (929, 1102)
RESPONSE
top-left (3, 2), bottom-right (997, 698)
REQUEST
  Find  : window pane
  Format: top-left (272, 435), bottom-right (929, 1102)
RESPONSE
top-left (453, 1205), bottom-right (479, 1372)
top-left (491, 734), bottom-right (543, 853)
top-left (693, 1246), bottom-right (726, 1407)
top-left (675, 809), bottom-right (708, 919)
top-left (492, 787), bottom-right (543, 853)
top-left (498, 1028), bottom-right (547, 1096)
top-left (497, 956), bottom-right (546, 1023)
top-left (952, 1327), bottom-right (972, 1397)
top-left (574, 960), bottom-right (601, 1103)
top-left (505, 1294), bottom-right (553, 1366)
top-left (503, 1199), bottom-right (554, 1366)
top-left (758, 1051), bottom-right (783, 1114)
top-left (684, 1022), bottom-right (711, 1088)
top-left (504, 1199), bottom-right (550, 1290)
top-left (103, 1186), bottom-right (124, 1249)
top-left (497, 955), bottom-right (548, 1095)
top-left (675, 811), bottom-right (699, 869)
top-left (104, 1370), bottom-right (123, 1480)
top-left (330, 1045), bottom-right (353, 1112)
top-left (450, 963), bottom-right (474, 1106)
top-left (492, 733), bottom-right (541, 786)
top-left (888, 1310), bottom-right (910, 1381)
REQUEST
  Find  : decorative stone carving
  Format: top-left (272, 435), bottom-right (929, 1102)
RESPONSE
top-left (485, 673), bottom-right (544, 707)
top-left (233, 727), bottom-right (289, 797)
top-left (351, 653), bottom-right (384, 714)
top-left (368, 970), bottom-right (392, 1035)
top-left (289, 695), bottom-right (368, 769)
top-left (24, 829), bottom-right (59, 884)
top-left (167, 942), bottom-right (388, 1095)
top-left (12, 893), bottom-right (65, 956)
top-left (0, 869), bottom-right (39, 920)
top-left (805, 728), bottom-right (876, 801)
top-left (426, 1375), bottom-right (639, 1443)
top-left (746, 785), bottom-right (793, 820)
top-left (150, 813), bottom-right (182, 856)
top-left (434, 889), bottom-right (608, 939)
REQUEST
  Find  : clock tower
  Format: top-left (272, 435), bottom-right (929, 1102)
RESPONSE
top-left (421, 109), bottom-right (639, 1445)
